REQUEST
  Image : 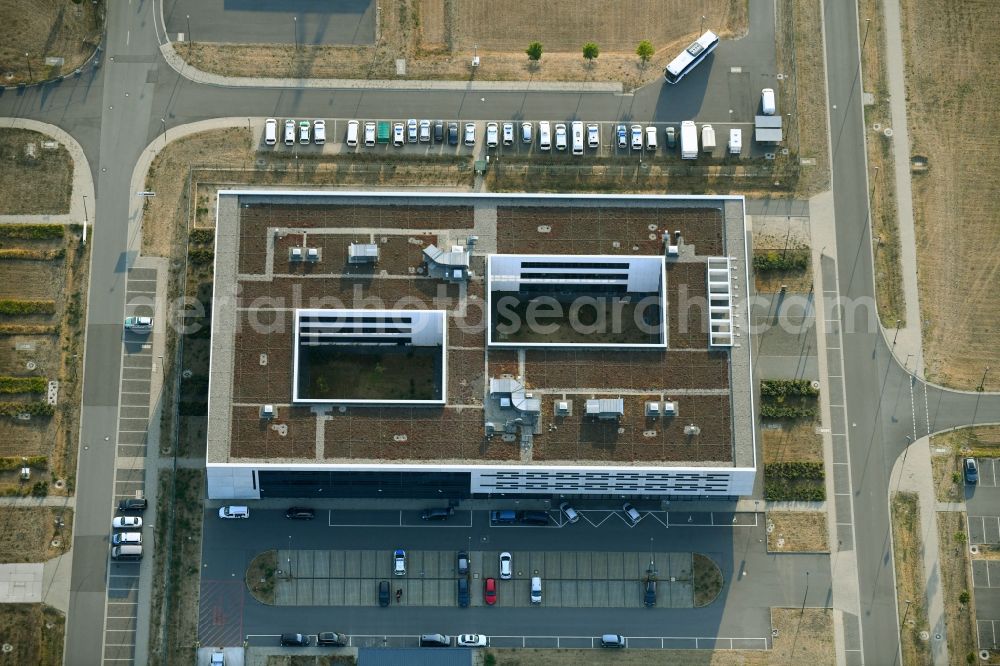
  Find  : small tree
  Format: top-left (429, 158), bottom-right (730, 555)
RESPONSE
top-left (582, 42), bottom-right (600, 63)
top-left (526, 42), bottom-right (543, 62)
top-left (636, 40), bottom-right (654, 64)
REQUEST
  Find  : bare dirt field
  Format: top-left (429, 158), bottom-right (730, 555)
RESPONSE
top-left (901, 0), bottom-right (1000, 389)
top-left (767, 511), bottom-right (829, 552)
top-left (0, 129), bottom-right (73, 214)
top-left (182, 0), bottom-right (746, 88)
top-left (0, 603), bottom-right (64, 665)
top-left (890, 491), bottom-right (932, 665)
top-left (0, 0), bottom-right (101, 85)
top-left (762, 422), bottom-right (822, 463)
top-left (0, 507), bottom-right (72, 563)
top-left (937, 511), bottom-right (977, 666)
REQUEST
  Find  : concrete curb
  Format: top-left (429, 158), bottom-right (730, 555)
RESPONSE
top-left (0, 118), bottom-right (95, 226)
top-left (158, 42), bottom-right (623, 93)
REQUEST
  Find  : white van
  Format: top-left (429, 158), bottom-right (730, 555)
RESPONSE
top-left (219, 505), bottom-right (249, 519)
top-left (530, 576), bottom-right (542, 604)
top-left (346, 120), bottom-right (359, 147)
top-left (761, 88), bottom-right (776, 115)
top-left (264, 118), bottom-right (277, 146)
top-left (112, 532), bottom-right (142, 546)
top-left (571, 121), bottom-right (584, 155)
top-left (728, 128), bottom-right (742, 155)
top-left (364, 121), bottom-right (376, 147)
top-left (538, 121), bottom-right (551, 151)
top-left (111, 545), bottom-right (142, 560)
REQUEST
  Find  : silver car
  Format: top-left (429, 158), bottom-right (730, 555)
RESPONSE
top-left (630, 124), bottom-right (643, 150)
top-left (407, 118), bottom-right (418, 143)
top-left (464, 122), bottom-right (476, 146)
top-left (554, 123), bottom-right (567, 151)
top-left (419, 119), bottom-right (431, 142)
top-left (502, 122), bottom-right (514, 145)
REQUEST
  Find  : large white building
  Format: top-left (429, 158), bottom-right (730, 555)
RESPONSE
top-left (205, 191), bottom-right (757, 500)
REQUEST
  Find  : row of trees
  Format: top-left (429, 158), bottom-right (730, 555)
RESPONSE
top-left (525, 40), bottom-right (656, 64)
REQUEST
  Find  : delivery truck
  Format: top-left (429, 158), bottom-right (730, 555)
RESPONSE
top-left (376, 121), bottom-right (391, 145)
top-left (680, 121), bottom-right (698, 159)
top-left (701, 124), bottom-right (716, 154)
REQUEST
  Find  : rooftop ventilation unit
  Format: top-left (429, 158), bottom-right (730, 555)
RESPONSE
top-left (260, 404), bottom-right (275, 420)
top-left (645, 401), bottom-right (660, 417)
top-left (684, 423), bottom-right (701, 436)
top-left (555, 400), bottom-right (570, 416)
top-left (348, 243), bottom-right (379, 264)
top-left (707, 257), bottom-right (734, 347)
top-left (289, 247), bottom-right (303, 262)
top-left (663, 400), bottom-right (678, 416)
top-left (585, 398), bottom-right (624, 420)
top-left (306, 247), bottom-right (319, 262)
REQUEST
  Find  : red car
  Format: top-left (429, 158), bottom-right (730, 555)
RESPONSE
top-left (483, 577), bottom-right (497, 605)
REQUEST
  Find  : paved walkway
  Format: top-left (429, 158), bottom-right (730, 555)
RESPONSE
top-left (889, 438), bottom-right (948, 665)
top-left (158, 42), bottom-right (622, 92)
top-left (0, 118), bottom-right (95, 226)
top-left (876, 0), bottom-right (923, 376)
top-left (0, 495), bottom-right (76, 508)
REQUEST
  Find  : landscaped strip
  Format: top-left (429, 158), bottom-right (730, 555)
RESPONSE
top-left (937, 511), bottom-right (977, 665)
top-left (890, 491), bottom-right (932, 665)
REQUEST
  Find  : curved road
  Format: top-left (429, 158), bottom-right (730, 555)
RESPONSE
top-left (0, 0), bottom-right (997, 664)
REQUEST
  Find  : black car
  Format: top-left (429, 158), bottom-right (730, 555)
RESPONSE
top-left (448, 122), bottom-right (459, 145)
top-left (518, 510), bottom-right (550, 525)
top-left (285, 507), bottom-right (315, 520)
top-left (421, 507), bottom-right (454, 520)
top-left (317, 631), bottom-right (348, 646)
top-left (279, 633), bottom-right (310, 646)
top-left (118, 498), bottom-right (147, 512)
top-left (378, 580), bottom-right (391, 607)
top-left (433, 120), bottom-right (444, 142)
top-left (457, 577), bottom-right (470, 607)
top-left (457, 550), bottom-right (469, 575)
top-left (643, 579), bottom-right (657, 607)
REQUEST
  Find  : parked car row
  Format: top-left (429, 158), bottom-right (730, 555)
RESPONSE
top-left (112, 497), bottom-right (147, 561)
top-left (264, 118), bottom-right (327, 146)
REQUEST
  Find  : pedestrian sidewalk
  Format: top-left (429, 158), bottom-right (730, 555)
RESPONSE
top-left (888, 437), bottom-right (948, 665)
top-left (158, 41), bottom-right (622, 92)
top-left (0, 118), bottom-right (95, 226)
top-left (0, 495), bottom-right (76, 508)
top-left (875, 0), bottom-right (923, 377)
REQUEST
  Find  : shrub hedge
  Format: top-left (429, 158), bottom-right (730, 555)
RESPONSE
top-left (0, 225), bottom-right (64, 240)
top-left (0, 324), bottom-right (57, 335)
top-left (0, 455), bottom-right (47, 470)
top-left (0, 248), bottom-right (65, 260)
top-left (760, 379), bottom-right (819, 398)
top-left (764, 462), bottom-right (826, 501)
top-left (0, 402), bottom-right (54, 418)
top-left (189, 228), bottom-right (215, 244)
top-left (0, 376), bottom-right (47, 394)
top-left (760, 404), bottom-right (817, 419)
top-left (0, 300), bottom-right (56, 315)
top-left (753, 250), bottom-right (809, 272)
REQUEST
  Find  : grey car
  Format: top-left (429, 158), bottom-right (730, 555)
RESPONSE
top-left (448, 122), bottom-right (459, 145)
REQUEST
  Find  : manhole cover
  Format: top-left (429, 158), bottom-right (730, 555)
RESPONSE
top-left (981, 650), bottom-right (990, 660)
top-left (884, 128), bottom-right (894, 137)
top-left (872, 123), bottom-right (882, 131)
top-left (919, 631), bottom-right (929, 641)
top-left (182, 369), bottom-right (193, 379)
top-left (54, 479), bottom-right (65, 489)
top-left (51, 539), bottom-right (60, 548)
top-left (26, 361), bottom-right (36, 371)
top-left (1, 644), bottom-right (12, 653)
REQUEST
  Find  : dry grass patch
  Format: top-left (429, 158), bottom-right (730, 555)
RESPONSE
top-left (0, 603), bottom-right (64, 665)
top-left (769, 608), bottom-right (834, 665)
top-left (775, 0), bottom-right (831, 196)
top-left (246, 550), bottom-right (277, 605)
top-left (0, 507), bottom-right (72, 563)
top-left (766, 511), bottom-right (829, 553)
top-left (937, 511), bottom-right (977, 666)
top-left (858, 0), bottom-right (904, 326)
top-left (934, 425), bottom-right (1000, 461)
top-left (890, 491), bottom-right (932, 666)
top-left (0, 0), bottom-right (101, 85)
top-left (182, 0), bottom-right (746, 88)
top-left (901, 0), bottom-right (1000, 389)
top-left (930, 447), bottom-right (964, 503)
top-left (0, 129), bottom-right (73, 215)
top-left (762, 422), bottom-right (823, 464)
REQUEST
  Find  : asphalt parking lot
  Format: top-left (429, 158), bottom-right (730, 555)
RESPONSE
top-left (273, 548), bottom-right (693, 609)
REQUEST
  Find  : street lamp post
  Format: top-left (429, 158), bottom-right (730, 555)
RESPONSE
top-left (293, 17), bottom-right (298, 50)
top-left (871, 165), bottom-right (880, 200)
top-left (160, 118), bottom-right (167, 145)
top-left (186, 15), bottom-right (192, 43)
top-left (979, 366), bottom-right (991, 392)
top-left (287, 535), bottom-right (292, 577)
top-left (24, 53), bottom-right (32, 82)
top-left (892, 319), bottom-right (901, 346)
top-left (701, 15), bottom-right (707, 34)
top-left (862, 18), bottom-right (872, 50)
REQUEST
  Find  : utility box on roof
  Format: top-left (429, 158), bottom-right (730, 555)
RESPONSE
top-left (348, 243), bottom-right (379, 264)
top-left (585, 398), bottom-right (624, 420)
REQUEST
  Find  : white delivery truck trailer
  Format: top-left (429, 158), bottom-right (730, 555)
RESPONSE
top-left (728, 128), bottom-right (742, 155)
top-left (701, 125), bottom-right (716, 153)
top-left (680, 121), bottom-right (698, 159)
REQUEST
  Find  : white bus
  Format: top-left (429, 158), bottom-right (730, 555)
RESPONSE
top-left (663, 30), bottom-right (719, 84)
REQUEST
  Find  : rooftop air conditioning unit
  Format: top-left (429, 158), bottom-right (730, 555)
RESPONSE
top-left (260, 404), bottom-right (275, 420)
top-left (663, 401), bottom-right (678, 416)
top-left (645, 401), bottom-right (661, 417)
top-left (684, 424), bottom-right (701, 436)
top-left (555, 400), bottom-right (570, 415)
top-left (667, 244), bottom-right (679, 256)
top-left (306, 247), bottom-right (319, 262)
top-left (290, 247), bottom-right (303, 262)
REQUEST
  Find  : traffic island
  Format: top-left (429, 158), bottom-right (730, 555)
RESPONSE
top-left (246, 550), bottom-right (277, 605)
top-left (890, 491), bottom-right (932, 665)
top-left (692, 553), bottom-right (723, 607)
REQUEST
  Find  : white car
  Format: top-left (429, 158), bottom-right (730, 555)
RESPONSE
top-left (622, 502), bottom-right (641, 525)
top-left (587, 123), bottom-right (599, 148)
top-left (486, 122), bottom-right (499, 148)
top-left (456, 634), bottom-right (488, 647)
top-left (645, 126), bottom-right (657, 151)
top-left (124, 316), bottom-right (153, 332)
top-left (112, 516), bottom-right (142, 530)
top-left (264, 118), bottom-right (277, 146)
top-left (630, 124), bottom-right (643, 150)
top-left (364, 121), bottom-right (376, 147)
top-left (393, 122), bottom-right (405, 146)
top-left (554, 123), bottom-right (567, 151)
top-left (502, 122), bottom-right (514, 146)
top-left (499, 552), bottom-right (512, 580)
top-left (407, 118), bottom-right (418, 143)
top-left (521, 121), bottom-right (533, 144)
top-left (298, 120), bottom-right (310, 144)
top-left (464, 122), bottom-right (476, 146)
top-left (419, 119), bottom-right (431, 142)
top-left (393, 549), bottom-right (406, 576)
top-left (284, 119), bottom-right (296, 145)
top-left (313, 119), bottom-right (326, 145)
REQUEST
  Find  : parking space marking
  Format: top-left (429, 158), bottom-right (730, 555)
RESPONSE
top-left (970, 516), bottom-right (1000, 544)
top-left (293, 633), bottom-right (770, 650)
top-left (979, 620), bottom-right (1000, 650)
